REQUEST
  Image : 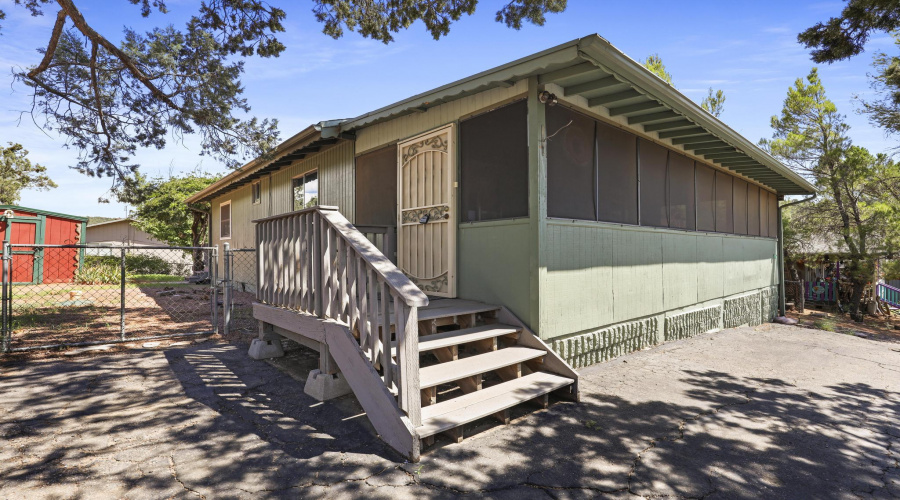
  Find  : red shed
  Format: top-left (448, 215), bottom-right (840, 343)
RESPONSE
top-left (0, 205), bottom-right (87, 284)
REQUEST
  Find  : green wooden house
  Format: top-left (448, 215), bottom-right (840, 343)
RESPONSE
top-left (186, 35), bottom-right (815, 460)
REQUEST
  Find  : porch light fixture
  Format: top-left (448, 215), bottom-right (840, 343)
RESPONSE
top-left (539, 90), bottom-right (558, 106)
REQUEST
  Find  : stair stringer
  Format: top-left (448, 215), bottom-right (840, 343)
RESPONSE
top-left (495, 307), bottom-right (580, 401)
top-left (323, 321), bottom-right (420, 461)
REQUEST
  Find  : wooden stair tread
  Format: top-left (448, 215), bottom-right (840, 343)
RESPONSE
top-left (416, 371), bottom-right (574, 438)
top-left (391, 324), bottom-right (520, 355)
top-left (417, 299), bottom-right (501, 321)
top-left (419, 347), bottom-right (545, 389)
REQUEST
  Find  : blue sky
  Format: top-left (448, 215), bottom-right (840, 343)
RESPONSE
top-left (0, 0), bottom-right (895, 217)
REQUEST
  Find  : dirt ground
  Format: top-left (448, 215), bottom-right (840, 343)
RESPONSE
top-left (787, 305), bottom-right (900, 343)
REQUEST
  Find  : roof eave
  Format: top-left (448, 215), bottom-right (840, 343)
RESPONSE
top-left (576, 37), bottom-right (815, 195)
top-left (184, 124), bottom-right (323, 204)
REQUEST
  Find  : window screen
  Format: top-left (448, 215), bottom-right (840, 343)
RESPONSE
top-left (715, 171), bottom-right (733, 233)
top-left (547, 105), bottom-right (596, 220)
top-left (733, 177), bottom-right (748, 235)
top-left (460, 100), bottom-right (528, 222)
top-left (759, 190), bottom-right (769, 237)
top-left (695, 163), bottom-right (715, 231)
top-left (768, 192), bottom-right (778, 238)
top-left (747, 184), bottom-right (760, 236)
top-left (639, 139), bottom-right (668, 227)
top-left (597, 121), bottom-right (638, 224)
top-left (668, 154), bottom-right (695, 230)
top-left (220, 202), bottom-right (231, 239)
top-left (356, 146), bottom-right (397, 226)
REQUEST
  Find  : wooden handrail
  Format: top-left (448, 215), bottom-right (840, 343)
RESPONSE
top-left (251, 205), bottom-right (338, 224)
top-left (320, 211), bottom-right (426, 308)
top-left (253, 205), bottom-right (424, 426)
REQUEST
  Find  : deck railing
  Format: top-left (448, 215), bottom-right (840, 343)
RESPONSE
top-left (253, 206), bottom-right (428, 425)
top-left (877, 282), bottom-right (900, 309)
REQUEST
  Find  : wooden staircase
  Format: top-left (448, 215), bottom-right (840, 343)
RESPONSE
top-left (398, 299), bottom-right (578, 448)
top-left (251, 206), bottom-right (578, 461)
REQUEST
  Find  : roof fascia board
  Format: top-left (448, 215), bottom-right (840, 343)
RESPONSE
top-left (0, 204), bottom-right (88, 222)
top-left (577, 37), bottom-right (815, 195)
top-left (185, 125), bottom-right (322, 203)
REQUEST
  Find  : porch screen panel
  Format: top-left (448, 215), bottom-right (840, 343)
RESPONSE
top-left (547, 105), bottom-right (597, 220)
top-left (669, 154), bottom-right (695, 230)
top-left (597, 122), bottom-right (638, 224)
top-left (759, 190), bottom-right (769, 237)
top-left (714, 171), bottom-right (733, 233)
top-left (355, 145), bottom-right (397, 226)
top-left (695, 163), bottom-right (715, 231)
top-left (460, 100), bottom-right (528, 222)
top-left (747, 184), bottom-right (760, 236)
top-left (733, 178), bottom-right (748, 235)
top-left (768, 192), bottom-right (778, 238)
top-left (638, 139), bottom-right (668, 227)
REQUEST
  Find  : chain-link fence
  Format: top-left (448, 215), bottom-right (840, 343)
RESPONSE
top-left (1, 244), bottom-right (218, 352)
top-left (222, 245), bottom-right (257, 341)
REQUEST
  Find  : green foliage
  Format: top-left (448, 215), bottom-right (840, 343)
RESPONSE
top-left (860, 34), bottom-right (900, 137)
top-left (84, 254), bottom-right (173, 275)
top-left (75, 259), bottom-right (119, 285)
top-left (86, 216), bottom-right (118, 225)
top-left (0, 142), bottom-right (57, 205)
top-left (3, 0), bottom-right (567, 185)
top-left (642, 54), bottom-right (673, 85)
top-left (701, 88), bottom-right (726, 117)
top-left (641, 54), bottom-right (726, 116)
top-left (10, 1), bottom-right (285, 185)
top-left (763, 68), bottom-right (900, 319)
top-left (313, 0), bottom-right (566, 43)
top-left (883, 259), bottom-right (900, 280)
top-left (116, 172), bottom-right (219, 248)
top-left (798, 0), bottom-right (900, 63)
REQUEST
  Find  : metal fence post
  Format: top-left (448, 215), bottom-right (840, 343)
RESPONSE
top-left (211, 246), bottom-right (219, 334)
top-left (1, 242), bottom-right (9, 353)
top-left (223, 243), bottom-right (231, 338)
top-left (120, 246), bottom-right (126, 341)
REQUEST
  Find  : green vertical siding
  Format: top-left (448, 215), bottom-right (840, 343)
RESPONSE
top-left (458, 219), bottom-right (531, 322)
top-left (540, 220), bottom-right (778, 340)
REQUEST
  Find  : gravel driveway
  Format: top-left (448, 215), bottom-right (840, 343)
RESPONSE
top-left (1, 323), bottom-right (898, 499)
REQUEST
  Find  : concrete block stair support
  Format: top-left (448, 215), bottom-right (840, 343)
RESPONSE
top-left (248, 338), bottom-right (285, 360)
top-left (304, 369), bottom-right (352, 401)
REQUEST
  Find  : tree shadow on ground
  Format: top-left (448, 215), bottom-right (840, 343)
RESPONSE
top-left (1, 342), bottom-right (898, 498)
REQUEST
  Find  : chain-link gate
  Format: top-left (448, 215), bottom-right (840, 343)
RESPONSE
top-left (222, 244), bottom-right (257, 341)
top-left (1, 243), bottom-right (218, 353)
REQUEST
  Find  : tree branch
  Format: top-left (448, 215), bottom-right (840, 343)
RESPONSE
top-left (26, 9), bottom-right (68, 80)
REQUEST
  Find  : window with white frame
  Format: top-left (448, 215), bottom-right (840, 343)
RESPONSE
top-left (292, 170), bottom-right (319, 211)
top-left (220, 200), bottom-right (232, 239)
top-left (251, 181), bottom-right (261, 204)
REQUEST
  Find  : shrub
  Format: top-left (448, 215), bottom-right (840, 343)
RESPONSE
top-left (75, 260), bottom-right (119, 285)
top-left (124, 254), bottom-right (172, 275)
top-left (83, 253), bottom-right (172, 275)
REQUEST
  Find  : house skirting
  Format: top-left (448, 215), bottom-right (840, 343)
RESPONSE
top-left (550, 285), bottom-right (779, 368)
